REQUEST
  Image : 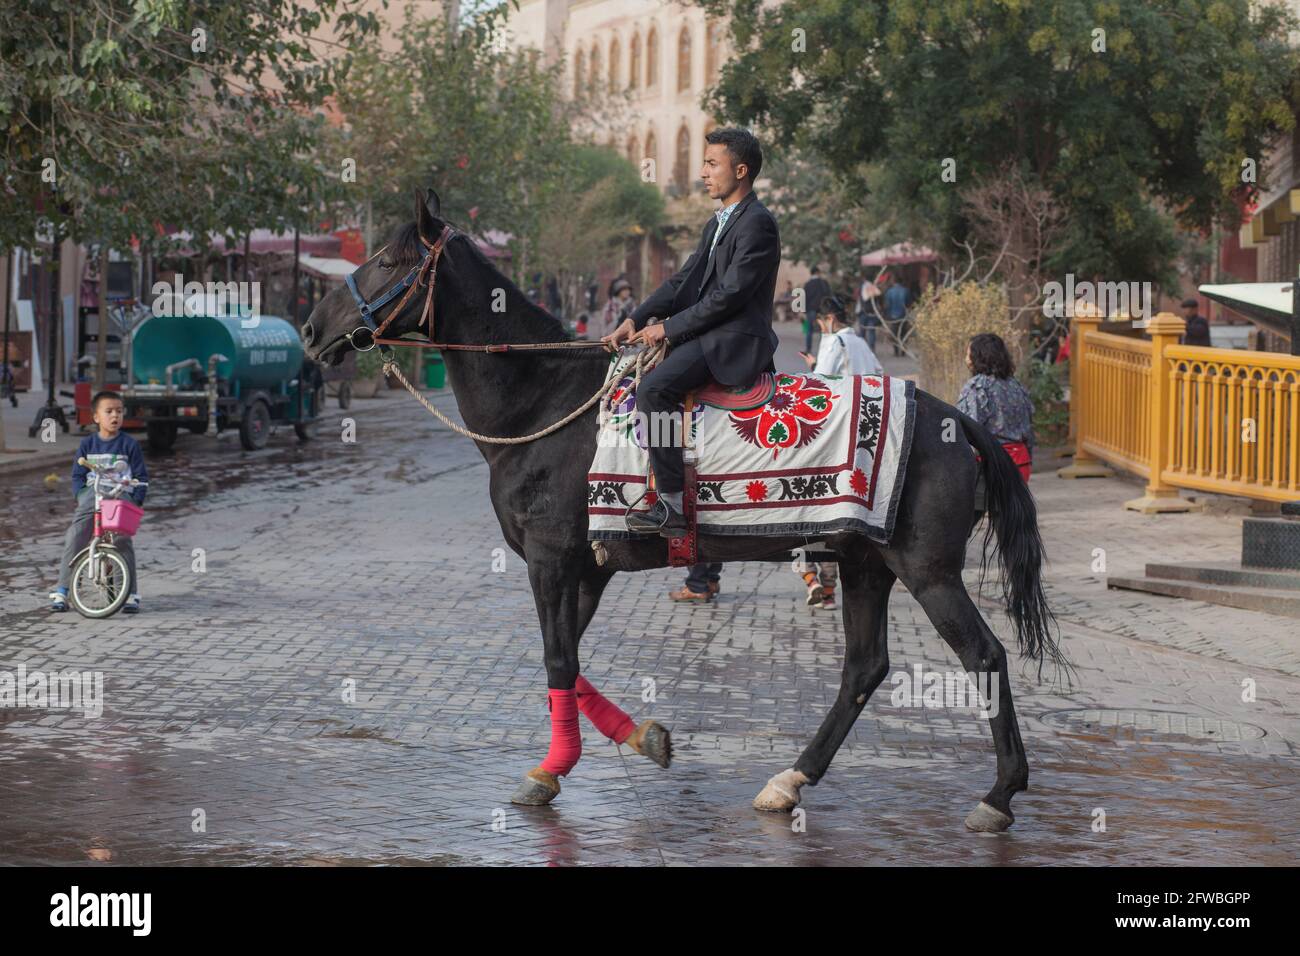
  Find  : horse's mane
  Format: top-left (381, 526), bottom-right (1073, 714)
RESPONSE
top-left (386, 220), bottom-right (582, 350)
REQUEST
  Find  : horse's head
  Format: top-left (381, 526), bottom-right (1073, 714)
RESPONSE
top-left (302, 188), bottom-right (451, 366)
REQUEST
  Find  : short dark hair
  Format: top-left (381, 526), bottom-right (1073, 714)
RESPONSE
top-left (818, 295), bottom-right (848, 323)
top-left (968, 333), bottom-right (1015, 379)
top-left (810, 265), bottom-right (820, 275)
top-left (704, 127), bottom-right (763, 182)
top-left (1180, 297), bottom-right (1198, 309)
top-left (91, 390), bottom-right (124, 413)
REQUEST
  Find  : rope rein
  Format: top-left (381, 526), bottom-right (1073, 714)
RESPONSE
top-left (381, 341), bottom-right (667, 445)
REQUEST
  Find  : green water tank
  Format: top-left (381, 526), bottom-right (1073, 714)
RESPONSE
top-left (132, 314), bottom-right (303, 391)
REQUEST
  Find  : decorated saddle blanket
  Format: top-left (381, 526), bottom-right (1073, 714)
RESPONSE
top-left (587, 353), bottom-right (916, 542)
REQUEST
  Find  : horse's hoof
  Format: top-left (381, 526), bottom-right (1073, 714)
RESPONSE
top-left (964, 801), bottom-right (1014, 832)
top-left (510, 768), bottom-right (561, 806)
top-left (753, 768), bottom-right (808, 812)
top-left (625, 720), bottom-right (672, 769)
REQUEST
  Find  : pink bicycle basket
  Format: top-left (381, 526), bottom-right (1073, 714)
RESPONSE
top-left (100, 498), bottom-right (144, 536)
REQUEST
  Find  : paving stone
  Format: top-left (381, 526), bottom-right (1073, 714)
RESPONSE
top-left (0, 386), bottom-right (1296, 865)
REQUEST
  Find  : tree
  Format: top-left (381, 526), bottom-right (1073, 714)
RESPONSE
top-left (533, 145), bottom-right (664, 320)
top-left (328, 3), bottom-right (661, 300)
top-left (0, 0), bottom-right (378, 249)
top-left (698, 0), bottom-right (1298, 287)
top-left (760, 149), bottom-right (890, 291)
top-left (0, 0), bottom-right (378, 385)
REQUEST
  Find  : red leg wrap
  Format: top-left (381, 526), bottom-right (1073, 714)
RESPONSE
top-left (575, 675), bottom-right (636, 744)
top-left (539, 688), bottom-right (582, 776)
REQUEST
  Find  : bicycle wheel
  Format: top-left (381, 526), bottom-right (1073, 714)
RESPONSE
top-left (69, 547), bottom-right (131, 618)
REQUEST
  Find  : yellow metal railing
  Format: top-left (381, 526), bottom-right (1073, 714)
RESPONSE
top-left (1063, 310), bottom-right (1300, 510)
top-left (1162, 345), bottom-right (1300, 500)
top-left (1078, 331), bottom-right (1151, 478)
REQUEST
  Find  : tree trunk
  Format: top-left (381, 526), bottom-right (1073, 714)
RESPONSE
top-left (96, 244), bottom-right (110, 390)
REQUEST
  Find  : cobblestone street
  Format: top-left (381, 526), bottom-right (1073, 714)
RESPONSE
top-left (1, 343), bottom-right (1298, 866)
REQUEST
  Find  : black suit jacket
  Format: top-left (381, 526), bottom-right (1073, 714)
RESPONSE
top-left (630, 191), bottom-right (781, 387)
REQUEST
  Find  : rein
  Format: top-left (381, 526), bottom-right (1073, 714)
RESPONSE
top-left (341, 225), bottom-right (660, 444)
top-left (381, 341), bottom-right (666, 445)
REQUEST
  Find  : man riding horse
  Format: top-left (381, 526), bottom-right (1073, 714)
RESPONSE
top-left (603, 127), bottom-right (782, 536)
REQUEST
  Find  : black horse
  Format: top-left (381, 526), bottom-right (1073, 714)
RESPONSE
top-left (301, 191), bottom-right (1066, 832)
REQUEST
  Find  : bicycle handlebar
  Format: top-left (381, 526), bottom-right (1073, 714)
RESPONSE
top-left (78, 458), bottom-right (147, 488)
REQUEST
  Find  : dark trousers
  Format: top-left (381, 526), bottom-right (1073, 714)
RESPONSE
top-left (804, 319), bottom-right (817, 354)
top-left (685, 562), bottom-right (722, 594)
top-left (635, 337), bottom-right (714, 494)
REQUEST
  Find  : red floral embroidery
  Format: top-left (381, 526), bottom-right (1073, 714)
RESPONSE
top-left (730, 374), bottom-right (835, 459)
top-left (850, 468), bottom-right (869, 497)
top-left (746, 480), bottom-right (768, 502)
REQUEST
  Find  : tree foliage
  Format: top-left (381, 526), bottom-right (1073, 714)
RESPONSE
top-left (698, 0), bottom-right (1298, 285)
top-left (0, 0), bottom-right (379, 250)
top-left (329, 4), bottom-right (661, 287)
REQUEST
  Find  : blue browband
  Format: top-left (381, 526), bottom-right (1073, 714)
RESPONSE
top-left (344, 244), bottom-right (432, 321)
top-left (343, 225), bottom-right (453, 354)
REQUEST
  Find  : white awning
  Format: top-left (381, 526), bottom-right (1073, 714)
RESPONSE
top-left (298, 255), bottom-right (360, 281)
top-left (1198, 282), bottom-right (1294, 336)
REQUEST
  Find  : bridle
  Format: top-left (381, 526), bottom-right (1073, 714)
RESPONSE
top-left (344, 223), bottom-right (454, 356)
top-left (333, 217), bottom-right (655, 450)
top-left (340, 220), bottom-right (617, 357)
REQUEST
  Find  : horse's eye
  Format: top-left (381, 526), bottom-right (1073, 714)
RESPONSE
top-left (378, 259), bottom-right (395, 272)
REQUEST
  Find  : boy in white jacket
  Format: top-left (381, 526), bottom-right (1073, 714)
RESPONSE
top-left (794, 296), bottom-right (883, 608)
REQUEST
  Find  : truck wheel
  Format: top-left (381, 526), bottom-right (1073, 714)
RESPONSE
top-left (239, 399), bottom-right (272, 451)
top-left (146, 421), bottom-right (178, 452)
top-left (337, 381), bottom-right (352, 410)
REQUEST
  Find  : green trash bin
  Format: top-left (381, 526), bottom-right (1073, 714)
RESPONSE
top-left (424, 351), bottom-right (446, 389)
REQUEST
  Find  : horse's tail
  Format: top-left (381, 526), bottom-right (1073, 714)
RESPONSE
top-left (958, 413), bottom-right (1070, 680)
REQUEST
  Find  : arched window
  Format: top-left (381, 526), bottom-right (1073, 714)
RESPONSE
top-left (674, 124), bottom-right (691, 192)
top-left (646, 28), bottom-right (659, 88)
top-left (627, 135), bottom-right (640, 163)
top-left (629, 34), bottom-right (641, 90)
top-left (706, 21), bottom-right (723, 85)
top-left (609, 39), bottom-right (620, 93)
top-left (574, 49), bottom-right (585, 97)
top-left (589, 44), bottom-right (601, 92)
top-left (677, 26), bottom-right (692, 92)
top-left (644, 130), bottom-right (657, 171)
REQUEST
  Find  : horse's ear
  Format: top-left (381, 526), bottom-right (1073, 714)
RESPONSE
top-left (413, 186), bottom-right (441, 237)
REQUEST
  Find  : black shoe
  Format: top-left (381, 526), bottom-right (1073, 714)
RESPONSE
top-left (626, 498), bottom-right (688, 538)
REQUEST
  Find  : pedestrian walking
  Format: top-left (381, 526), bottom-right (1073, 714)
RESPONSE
top-left (882, 276), bottom-right (912, 356)
top-left (857, 274), bottom-right (882, 350)
top-left (669, 563), bottom-right (722, 602)
top-left (792, 296), bottom-right (881, 610)
top-left (594, 278), bottom-right (635, 341)
top-left (801, 266), bottom-right (832, 353)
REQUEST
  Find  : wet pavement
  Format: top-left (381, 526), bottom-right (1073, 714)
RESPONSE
top-left (1, 348), bottom-right (1298, 866)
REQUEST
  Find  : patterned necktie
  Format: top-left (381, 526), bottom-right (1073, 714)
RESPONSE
top-left (709, 201), bottom-right (739, 259)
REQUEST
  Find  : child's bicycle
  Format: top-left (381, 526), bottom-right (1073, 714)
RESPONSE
top-left (69, 457), bottom-right (147, 618)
